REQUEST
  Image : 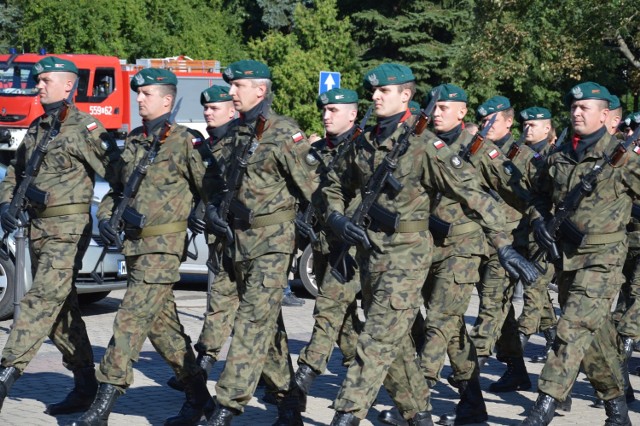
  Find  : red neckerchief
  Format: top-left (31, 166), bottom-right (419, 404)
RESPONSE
top-left (571, 134), bottom-right (580, 151)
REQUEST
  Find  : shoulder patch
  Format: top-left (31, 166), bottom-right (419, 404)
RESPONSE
top-left (86, 122), bottom-right (98, 132)
top-left (305, 152), bottom-right (320, 166)
top-left (634, 146), bottom-right (640, 155)
top-left (192, 137), bottom-right (203, 147)
top-left (100, 140), bottom-right (110, 151)
top-left (488, 149), bottom-right (500, 159)
top-left (504, 164), bottom-right (513, 175)
top-left (433, 140), bottom-right (446, 150)
top-left (292, 132), bottom-right (305, 143)
top-left (450, 154), bottom-right (463, 169)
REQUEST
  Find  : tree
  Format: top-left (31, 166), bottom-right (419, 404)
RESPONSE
top-left (0, 1), bottom-right (22, 51)
top-left (247, 0), bottom-right (360, 134)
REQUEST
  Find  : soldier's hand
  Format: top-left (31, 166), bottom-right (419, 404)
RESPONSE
top-left (498, 245), bottom-right (539, 285)
top-left (188, 209), bottom-right (206, 235)
top-left (295, 214), bottom-right (316, 242)
top-left (327, 212), bottom-right (368, 246)
top-left (533, 218), bottom-right (555, 252)
top-left (98, 219), bottom-right (119, 247)
top-left (0, 203), bottom-right (18, 233)
top-left (205, 203), bottom-right (229, 238)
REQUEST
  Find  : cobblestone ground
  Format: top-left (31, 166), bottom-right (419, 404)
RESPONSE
top-left (0, 280), bottom-right (638, 425)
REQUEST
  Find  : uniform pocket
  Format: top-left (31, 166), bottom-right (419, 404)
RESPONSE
top-left (144, 268), bottom-right (180, 284)
top-left (388, 269), bottom-right (426, 310)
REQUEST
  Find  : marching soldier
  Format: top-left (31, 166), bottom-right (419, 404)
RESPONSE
top-left (521, 82), bottom-right (635, 425)
top-left (0, 57), bottom-right (120, 415)
top-left (325, 64), bottom-right (537, 426)
top-left (72, 68), bottom-right (210, 426)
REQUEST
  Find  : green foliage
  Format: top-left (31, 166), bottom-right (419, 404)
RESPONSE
top-left (0, 1), bottom-right (22, 51)
top-left (247, 0), bottom-right (360, 134)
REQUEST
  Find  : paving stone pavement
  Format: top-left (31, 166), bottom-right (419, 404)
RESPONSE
top-left (0, 280), bottom-right (639, 425)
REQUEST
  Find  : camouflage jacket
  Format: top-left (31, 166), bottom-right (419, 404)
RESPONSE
top-left (223, 110), bottom-right (319, 261)
top-left (496, 133), bottom-right (541, 213)
top-left (532, 127), bottom-right (640, 270)
top-left (0, 105), bottom-right (120, 239)
top-left (324, 115), bottom-right (510, 273)
top-left (98, 122), bottom-right (206, 257)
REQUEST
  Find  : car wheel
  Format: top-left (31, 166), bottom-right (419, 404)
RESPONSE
top-left (78, 291), bottom-right (111, 305)
top-left (0, 254), bottom-right (16, 320)
top-left (299, 244), bottom-right (318, 297)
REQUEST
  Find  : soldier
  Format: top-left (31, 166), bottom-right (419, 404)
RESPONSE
top-left (324, 64), bottom-right (537, 426)
top-left (516, 106), bottom-right (559, 364)
top-left (521, 82), bottom-right (635, 425)
top-left (202, 60), bottom-right (319, 426)
top-left (293, 88), bottom-right (364, 397)
top-left (0, 57), bottom-right (120, 415)
top-left (71, 68), bottom-right (210, 426)
top-left (605, 94), bottom-right (623, 136)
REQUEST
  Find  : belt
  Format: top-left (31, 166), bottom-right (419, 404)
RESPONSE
top-left (448, 221), bottom-right (481, 237)
top-left (138, 221), bottom-right (188, 238)
top-left (239, 210), bottom-right (296, 229)
top-left (396, 220), bottom-right (429, 233)
top-left (36, 203), bottom-right (90, 218)
top-left (579, 231), bottom-right (626, 245)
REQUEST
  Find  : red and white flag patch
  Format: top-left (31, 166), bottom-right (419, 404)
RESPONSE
top-left (292, 132), bottom-right (304, 143)
top-left (634, 145), bottom-right (640, 155)
top-left (433, 140), bottom-right (445, 150)
top-left (192, 137), bottom-right (203, 147)
top-left (86, 122), bottom-right (98, 132)
top-left (488, 149), bottom-right (500, 159)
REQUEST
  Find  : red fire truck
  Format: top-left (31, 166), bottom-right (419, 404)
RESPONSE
top-left (0, 52), bottom-right (225, 163)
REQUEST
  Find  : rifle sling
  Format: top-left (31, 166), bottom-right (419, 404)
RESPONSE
top-left (35, 203), bottom-right (90, 218)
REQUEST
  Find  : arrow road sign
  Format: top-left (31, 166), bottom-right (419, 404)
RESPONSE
top-left (319, 71), bottom-right (341, 94)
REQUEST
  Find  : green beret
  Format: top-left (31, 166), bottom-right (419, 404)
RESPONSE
top-left (519, 106), bottom-right (552, 122)
top-left (408, 101), bottom-right (421, 115)
top-left (425, 83), bottom-right (468, 105)
top-left (363, 63), bottom-right (414, 91)
top-left (609, 94), bottom-right (621, 110)
top-left (200, 85), bottom-right (232, 105)
top-left (620, 111), bottom-right (640, 130)
top-left (223, 60), bottom-right (271, 83)
top-left (316, 88), bottom-right (358, 109)
top-left (130, 68), bottom-right (177, 91)
top-left (476, 96), bottom-right (511, 120)
top-left (32, 56), bottom-right (78, 77)
top-left (563, 82), bottom-right (611, 107)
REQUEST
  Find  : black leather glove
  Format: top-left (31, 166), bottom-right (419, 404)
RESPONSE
top-left (326, 212), bottom-right (369, 247)
top-left (98, 219), bottom-right (119, 247)
top-left (188, 209), bottom-right (206, 235)
top-left (205, 203), bottom-right (229, 238)
top-left (533, 218), bottom-right (555, 252)
top-left (295, 213), bottom-right (316, 242)
top-left (498, 245), bottom-right (539, 285)
top-left (0, 203), bottom-right (18, 233)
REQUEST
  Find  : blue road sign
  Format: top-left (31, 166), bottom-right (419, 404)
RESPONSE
top-left (318, 71), bottom-right (341, 94)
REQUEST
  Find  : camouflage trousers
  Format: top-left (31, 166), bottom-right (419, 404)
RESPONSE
top-left (96, 253), bottom-right (200, 389)
top-left (334, 268), bottom-right (429, 420)
top-left (612, 249), bottom-right (640, 340)
top-left (538, 265), bottom-right (625, 401)
top-left (298, 247), bottom-right (363, 374)
top-left (2, 232), bottom-right (93, 373)
top-left (215, 252), bottom-right (296, 412)
top-left (195, 249), bottom-right (296, 395)
top-left (518, 242), bottom-right (558, 336)
top-left (420, 254), bottom-right (482, 383)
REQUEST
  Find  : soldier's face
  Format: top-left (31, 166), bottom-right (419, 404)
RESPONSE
top-left (136, 85), bottom-right (171, 121)
top-left (432, 101), bottom-right (467, 133)
top-left (228, 79), bottom-right (265, 112)
top-left (203, 101), bottom-right (236, 128)
top-left (371, 85), bottom-right (411, 118)
top-left (571, 99), bottom-right (608, 136)
top-left (35, 72), bottom-right (75, 105)
top-left (322, 104), bottom-right (357, 137)
top-left (524, 120), bottom-right (551, 144)
top-left (482, 112), bottom-right (512, 141)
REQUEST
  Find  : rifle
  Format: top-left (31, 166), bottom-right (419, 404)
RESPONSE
top-left (90, 98), bottom-right (182, 283)
top-left (530, 126), bottom-right (640, 272)
top-left (330, 89), bottom-right (441, 283)
top-left (506, 125), bottom-right (530, 160)
top-left (0, 79), bottom-right (78, 260)
top-left (296, 105), bottom-right (373, 244)
top-left (459, 114), bottom-right (497, 162)
top-left (205, 98), bottom-right (271, 279)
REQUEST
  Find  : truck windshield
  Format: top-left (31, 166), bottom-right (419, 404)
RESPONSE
top-left (0, 62), bottom-right (38, 95)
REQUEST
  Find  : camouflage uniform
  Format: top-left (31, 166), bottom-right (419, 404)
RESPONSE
top-left (612, 212), bottom-right (640, 341)
top-left (531, 127), bottom-right (635, 402)
top-left (95, 117), bottom-right (206, 389)
top-left (0, 104), bottom-right (119, 373)
top-left (324, 114), bottom-right (511, 420)
top-left (213, 106), bottom-right (320, 413)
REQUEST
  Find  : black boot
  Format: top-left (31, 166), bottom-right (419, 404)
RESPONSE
top-left (531, 327), bottom-right (556, 363)
top-left (488, 356), bottom-right (531, 392)
top-left (437, 376), bottom-right (487, 426)
top-left (619, 336), bottom-right (635, 404)
top-left (556, 395), bottom-right (571, 412)
top-left (603, 395), bottom-right (632, 426)
top-left (168, 354), bottom-right (215, 391)
top-left (164, 373), bottom-right (212, 426)
top-left (272, 390), bottom-right (303, 426)
top-left (378, 407), bottom-right (408, 426)
top-left (293, 363), bottom-right (318, 395)
top-left (203, 404), bottom-right (238, 426)
top-left (477, 356), bottom-right (489, 370)
top-left (331, 412), bottom-right (360, 426)
top-left (408, 411), bottom-right (433, 426)
top-left (519, 333), bottom-right (530, 353)
top-left (70, 383), bottom-right (122, 426)
top-left (46, 366), bottom-right (98, 415)
top-left (0, 366), bottom-right (20, 412)
top-left (520, 393), bottom-right (556, 426)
